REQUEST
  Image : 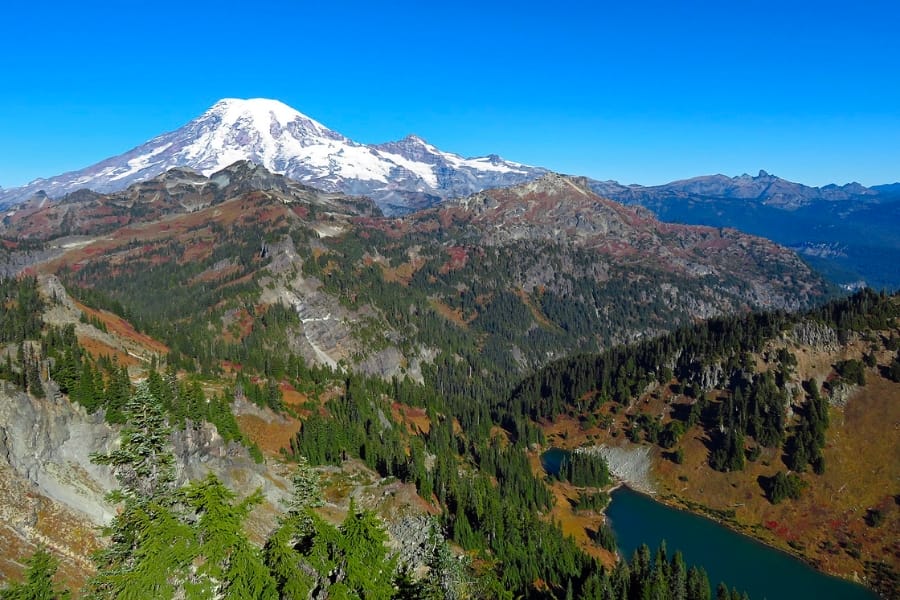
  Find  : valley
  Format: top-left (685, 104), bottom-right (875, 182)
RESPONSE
top-left (0, 125), bottom-right (895, 599)
top-left (536, 349), bottom-right (899, 596)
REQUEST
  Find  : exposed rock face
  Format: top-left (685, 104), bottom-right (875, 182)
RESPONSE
top-left (697, 362), bottom-right (725, 391)
top-left (0, 381), bottom-right (293, 520)
top-left (826, 381), bottom-right (859, 408)
top-left (0, 383), bottom-right (117, 523)
top-left (0, 382), bottom-right (114, 580)
top-left (791, 320), bottom-right (839, 351)
top-left (581, 445), bottom-right (654, 494)
top-left (0, 382), bottom-right (292, 575)
top-left (387, 514), bottom-right (437, 570)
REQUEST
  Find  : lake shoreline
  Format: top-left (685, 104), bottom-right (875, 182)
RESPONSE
top-left (543, 444), bottom-right (879, 596)
top-left (602, 482), bottom-right (879, 598)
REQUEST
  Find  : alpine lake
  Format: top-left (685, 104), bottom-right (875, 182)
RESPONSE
top-left (541, 449), bottom-right (876, 600)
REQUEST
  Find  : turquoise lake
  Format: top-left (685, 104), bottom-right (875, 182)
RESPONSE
top-left (604, 486), bottom-right (876, 600)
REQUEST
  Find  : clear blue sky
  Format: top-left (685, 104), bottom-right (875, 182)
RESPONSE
top-left (1, 0), bottom-right (898, 188)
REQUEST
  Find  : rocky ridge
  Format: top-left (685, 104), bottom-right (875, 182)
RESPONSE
top-left (0, 160), bottom-right (378, 241)
top-left (424, 173), bottom-right (828, 311)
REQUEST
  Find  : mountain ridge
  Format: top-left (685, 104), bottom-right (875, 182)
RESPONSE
top-left (0, 160), bottom-right (379, 243)
top-left (587, 169), bottom-right (893, 209)
top-left (4, 98), bottom-right (896, 217)
top-left (1, 163), bottom-right (832, 376)
top-left (588, 171), bottom-right (900, 289)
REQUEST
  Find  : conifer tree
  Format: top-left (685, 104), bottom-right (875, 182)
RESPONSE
top-left (88, 382), bottom-right (191, 599)
top-left (88, 383), bottom-right (281, 599)
top-left (0, 546), bottom-right (69, 600)
top-left (339, 499), bottom-right (396, 598)
top-left (184, 473), bottom-right (277, 600)
top-left (264, 458), bottom-right (325, 598)
top-left (686, 566), bottom-right (711, 600)
top-left (91, 382), bottom-right (175, 503)
top-left (287, 455), bottom-right (324, 514)
top-left (262, 521), bottom-right (317, 599)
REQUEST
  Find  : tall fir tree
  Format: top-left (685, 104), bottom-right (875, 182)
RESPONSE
top-left (88, 382), bottom-right (190, 599)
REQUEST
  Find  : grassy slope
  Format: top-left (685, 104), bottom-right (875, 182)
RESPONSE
top-left (539, 332), bottom-right (899, 588)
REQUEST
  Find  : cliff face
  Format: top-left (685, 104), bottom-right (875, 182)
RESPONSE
top-left (0, 384), bottom-right (117, 522)
top-left (0, 383), bottom-right (112, 580)
top-left (0, 383), bottom-right (291, 583)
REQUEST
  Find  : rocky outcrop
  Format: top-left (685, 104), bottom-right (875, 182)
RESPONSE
top-left (388, 514), bottom-right (437, 571)
top-left (581, 444), bottom-right (654, 494)
top-left (0, 383), bottom-right (292, 555)
top-left (826, 381), bottom-right (858, 408)
top-left (697, 362), bottom-right (725, 391)
top-left (791, 320), bottom-right (839, 351)
top-left (0, 383), bottom-right (117, 523)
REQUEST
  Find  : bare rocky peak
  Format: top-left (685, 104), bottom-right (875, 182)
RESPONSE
top-left (428, 172), bottom-right (825, 310)
top-left (509, 172), bottom-right (594, 197)
top-left (373, 134), bottom-right (441, 163)
top-left (448, 173), bottom-right (650, 230)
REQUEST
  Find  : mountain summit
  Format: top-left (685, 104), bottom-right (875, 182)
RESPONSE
top-left (0, 98), bottom-right (545, 214)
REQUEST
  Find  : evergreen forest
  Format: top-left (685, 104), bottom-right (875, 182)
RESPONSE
top-left (1, 268), bottom-right (897, 598)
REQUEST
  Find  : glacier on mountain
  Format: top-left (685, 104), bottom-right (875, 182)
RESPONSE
top-left (0, 98), bottom-right (545, 214)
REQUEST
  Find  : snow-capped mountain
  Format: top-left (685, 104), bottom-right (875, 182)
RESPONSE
top-left (0, 98), bottom-right (545, 214)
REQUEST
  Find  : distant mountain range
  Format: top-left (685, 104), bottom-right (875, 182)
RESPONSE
top-left (589, 170), bottom-right (890, 209)
top-left (589, 172), bottom-right (900, 289)
top-left (1, 98), bottom-right (897, 287)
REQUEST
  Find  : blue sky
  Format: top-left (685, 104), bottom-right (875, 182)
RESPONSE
top-left (1, 0), bottom-right (897, 188)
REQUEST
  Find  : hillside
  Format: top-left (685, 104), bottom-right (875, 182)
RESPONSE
top-left (513, 290), bottom-right (900, 597)
top-left (0, 266), bottom-right (892, 597)
top-left (0, 270), bottom-right (758, 599)
top-left (1, 282), bottom-right (894, 597)
top-left (0, 166), bottom-right (832, 386)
